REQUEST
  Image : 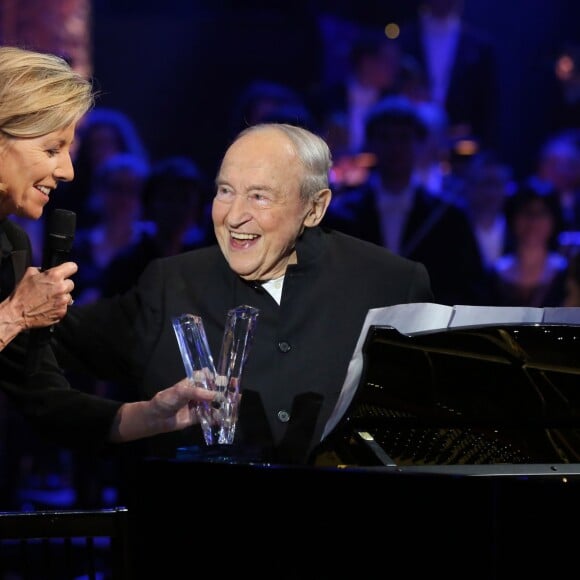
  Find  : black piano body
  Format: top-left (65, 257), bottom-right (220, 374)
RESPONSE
top-left (126, 305), bottom-right (580, 579)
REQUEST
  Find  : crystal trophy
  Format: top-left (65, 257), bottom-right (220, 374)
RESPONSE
top-left (172, 305), bottom-right (259, 445)
top-left (172, 313), bottom-right (219, 445)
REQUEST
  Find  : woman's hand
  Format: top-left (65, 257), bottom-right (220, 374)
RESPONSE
top-left (0, 262), bottom-right (77, 350)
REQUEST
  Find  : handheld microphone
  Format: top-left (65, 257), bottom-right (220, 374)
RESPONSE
top-left (42, 208), bottom-right (76, 271)
top-left (26, 209), bottom-right (76, 374)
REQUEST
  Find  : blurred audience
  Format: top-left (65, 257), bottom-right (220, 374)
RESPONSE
top-left (71, 153), bottom-right (150, 305)
top-left (488, 178), bottom-right (568, 307)
top-left (314, 28), bottom-right (403, 157)
top-left (323, 94), bottom-right (489, 306)
top-left (100, 155), bottom-right (212, 298)
top-left (52, 106), bottom-right (149, 229)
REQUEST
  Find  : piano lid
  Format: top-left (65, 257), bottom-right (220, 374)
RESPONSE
top-left (316, 304), bottom-right (580, 474)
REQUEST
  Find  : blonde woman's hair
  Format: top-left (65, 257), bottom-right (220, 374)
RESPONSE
top-left (0, 46), bottom-right (95, 139)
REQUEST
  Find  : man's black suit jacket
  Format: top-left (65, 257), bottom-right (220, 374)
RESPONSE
top-left (397, 19), bottom-right (500, 149)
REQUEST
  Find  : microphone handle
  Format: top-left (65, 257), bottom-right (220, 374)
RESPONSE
top-left (43, 248), bottom-right (72, 271)
top-left (27, 240), bottom-right (74, 375)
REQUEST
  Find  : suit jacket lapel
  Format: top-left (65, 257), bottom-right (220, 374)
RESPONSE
top-left (401, 187), bottom-right (447, 257)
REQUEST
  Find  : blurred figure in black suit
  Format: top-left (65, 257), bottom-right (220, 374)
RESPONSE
top-left (458, 151), bottom-right (515, 271)
top-left (396, 0), bottom-right (500, 150)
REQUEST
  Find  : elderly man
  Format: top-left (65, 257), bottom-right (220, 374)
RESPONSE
top-left (55, 123), bottom-right (433, 464)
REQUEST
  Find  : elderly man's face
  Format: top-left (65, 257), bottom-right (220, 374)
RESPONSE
top-left (212, 128), bottom-right (315, 281)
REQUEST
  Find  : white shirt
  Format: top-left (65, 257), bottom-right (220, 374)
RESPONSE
top-left (375, 183), bottom-right (416, 254)
top-left (262, 275), bottom-right (284, 304)
top-left (473, 215), bottom-right (506, 268)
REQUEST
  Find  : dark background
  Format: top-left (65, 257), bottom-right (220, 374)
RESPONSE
top-left (91, 0), bottom-right (580, 182)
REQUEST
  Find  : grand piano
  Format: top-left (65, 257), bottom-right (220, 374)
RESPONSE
top-left (126, 304), bottom-right (580, 579)
top-left (317, 303), bottom-right (580, 473)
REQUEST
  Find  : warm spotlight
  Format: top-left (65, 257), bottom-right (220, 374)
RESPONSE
top-left (454, 138), bottom-right (479, 157)
top-left (384, 23), bottom-right (400, 40)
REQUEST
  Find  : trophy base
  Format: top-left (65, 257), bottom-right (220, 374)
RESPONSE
top-left (176, 444), bottom-right (270, 465)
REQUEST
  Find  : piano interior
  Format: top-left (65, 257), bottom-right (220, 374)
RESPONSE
top-left (322, 323), bottom-right (580, 468)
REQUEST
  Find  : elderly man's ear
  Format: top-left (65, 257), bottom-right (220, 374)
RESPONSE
top-left (305, 188), bottom-right (332, 227)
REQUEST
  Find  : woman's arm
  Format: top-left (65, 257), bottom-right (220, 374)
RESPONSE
top-left (109, 379), bottom-right (217, 443)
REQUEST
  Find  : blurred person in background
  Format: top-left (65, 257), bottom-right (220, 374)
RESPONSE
top-left (488, 178), bottom-right (568, 307)
top-left (458, 151), bottom-right (515, 271)
top-left (534, 130), bottom-right (580, 233)
top-left (313, 29), bottom-right (403, 191)
top-left (397, 0), bottom-right (500, 150)
top-left (315, 28), bottom-right (403, 156)
top-left (71, 152), bottom-right (150, 305)
top-left (52, 106), bottom-right (149, 230)
top-left (100, 155), bottom-right (212, 298)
